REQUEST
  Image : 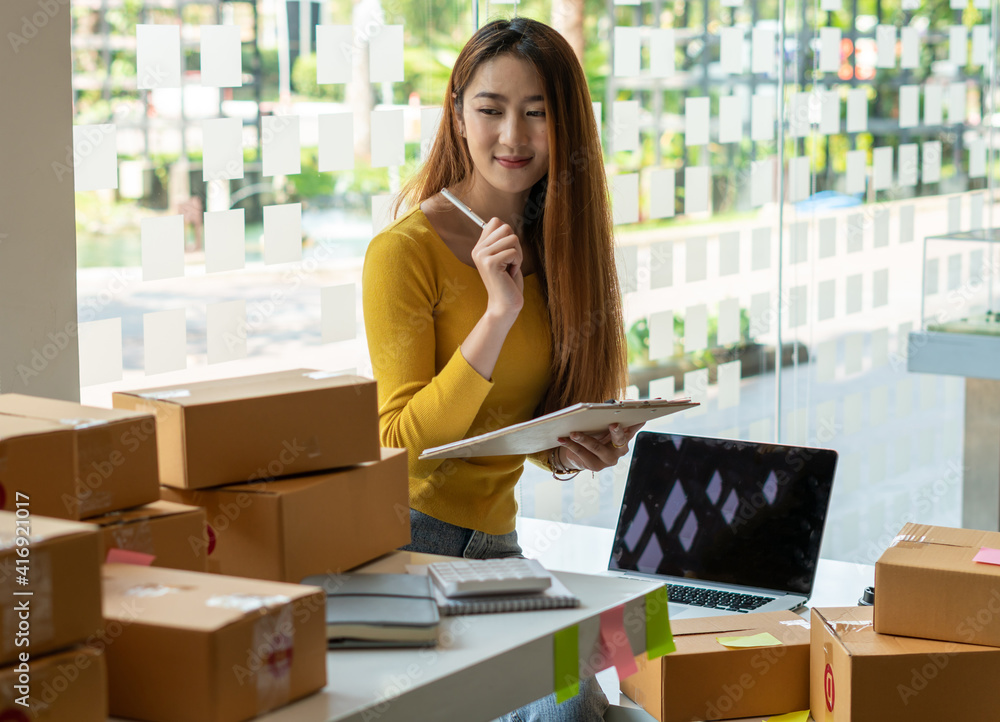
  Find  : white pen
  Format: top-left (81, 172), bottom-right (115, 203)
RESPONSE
top-left (440, 188), bottom-right (486, 229)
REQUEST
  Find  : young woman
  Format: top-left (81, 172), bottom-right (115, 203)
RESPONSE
top-left (362, 17), bottom-right (644, 720)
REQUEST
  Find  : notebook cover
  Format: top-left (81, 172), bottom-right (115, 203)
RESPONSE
top-left (433, 573), bottom-right (581, 616)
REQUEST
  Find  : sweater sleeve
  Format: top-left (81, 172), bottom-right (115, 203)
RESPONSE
top-left (362, 229), bottom-right (494, 475)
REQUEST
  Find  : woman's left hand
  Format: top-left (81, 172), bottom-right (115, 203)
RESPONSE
top-left (556, 422), bottom-right (645, 473)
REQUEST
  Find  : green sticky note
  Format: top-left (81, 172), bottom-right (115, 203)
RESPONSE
top-left (645, 586), bottom-right (676, 659)
top-left (717, 632), bottom-right (783, 649)
top-left (553, 626), bottom-right (579, 704)
top-left (766, 710), bottom-right (810, 722)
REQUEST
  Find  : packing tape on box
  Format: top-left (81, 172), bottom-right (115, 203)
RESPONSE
top-left (780, 619), bottom-right (810, 629)
top-left (137, 389), bottom-right (190, 400)
top-left (826, 620), bottom-right (873, 634)
top-left (252, 605), bottom-right (295, 714)
top-left (1, 550), bottom-right (55, 656)
top-left (205, 593), bottom-right (291, 613)
top-left (123, 583), bottom-right (184, 598)
top-left (57, 417), bottom-right (105, 429)
top-left (109, 519), bottom-right (155, 556)
top-left (303, 371), bottom-right (340, 380)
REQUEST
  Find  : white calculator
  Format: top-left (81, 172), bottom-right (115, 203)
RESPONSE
top-left (427, 558), bottom-right (553, 598)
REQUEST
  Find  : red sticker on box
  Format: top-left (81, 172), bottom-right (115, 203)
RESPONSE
top-left (206, 524), bottom-right (217, 555)
top-left (825, 663), bottom-right (835, 711)
top-left (106, 548), bottom-right (155, 566)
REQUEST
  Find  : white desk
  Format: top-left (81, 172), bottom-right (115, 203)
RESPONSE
top-left (515, 517), bottom-right (876, 722)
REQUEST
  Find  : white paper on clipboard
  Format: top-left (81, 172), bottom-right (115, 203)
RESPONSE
top-left (418, 398), bottom-right (699, 460)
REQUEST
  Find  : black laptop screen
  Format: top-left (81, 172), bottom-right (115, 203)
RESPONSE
top-left (609, 432), bottom-right (837, 596)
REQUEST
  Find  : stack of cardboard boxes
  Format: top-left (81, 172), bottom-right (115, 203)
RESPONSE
top-left (0, 368), bottom-right (412, 721)
top-left (621, 522), bottom-right (1000, 721)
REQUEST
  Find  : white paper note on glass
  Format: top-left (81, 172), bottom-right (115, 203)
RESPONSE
top-left (820, 90), bottom-right (840, 135)
top-left (845, 150), bottom-right (866, 195)
top-left (614, 26), bottom-right (642, 77)
top-left (970, 192), bottom-right (984, 229)
top-left (950, 26), bottom-right (968, 67)
top-left (371, 109), bottom-right (405, 168)
top-left (899, 86), bottom-right (919, 128)
top-left (316, 26), bottom-right (353, 83)
top-left (721, 27), bottom-right (745, 74)
top-left (262, 115), bottom-right (301, 177)
top-left (649, 376), bottom-right (675, 401)
top-left (788, 286), bottom-right (807, 328)
top-left (901, 27), bottom-right (919, 69)
top-left (612, 173), bottom-right (640, 225)
top-left (923, 141), bottom-right (942, 184)
top-left (789, 92), bottom-right (811, 138)
top-left (321, 284), bottom-right (357, 343)
top-left (847, 89), bottom-right (868, 133)
top-left (685, 166), bottom-right (710, 214)
top-left (686, 236), bottom-right (708, 283)
top-left (136, 25), bottom-right (181, 89)
top-left (750, 291), bottom-right (771, 335)
top-left (650, 168), bottom-right (675, 219)
top-left (820, 27), bottom-right (841, 73)
top-left (144, 308), bottom-right (186, 376)
top-left (650, 241), bottom-right (673, 289)
top-left (788, 156), bottom-right (811, 202)
top-left (899, 205), bottom-right (915, 244)
top-left (969, 138), bottom-right (987, 178)
top-left (752, 26), bottom-right (776, 74)
top-left (845, 336), bottom-right (864, 377)
top-left (648, 311), bottom-right (675, 361)
top-left (202, 117), bottom-right (243, 181)
top-left (684, 304), bottom-right (708, 352)
top-left (790, 221), bottom-right (809, 265)
top-left (717, 360), bottom-right (741, 409)
top-left (872, 147), bottom-right (892, 191)
top-left (617, 244), bottom-right (639, 293)
top-left (73, 125), bottom-right (118, 192)
top-left (750, 158), bottom-right (775, 207)
top-left (685, 97), bottom-right (710, 146)
top-left (924, 85), bottom-right (943, 126)
top-left (720, 232), bottom-right (740, 277)
top-left (207, 300), bottom-right (246, 364)
top-left (751, 94), bottom-right (776, 141)
top-left (751, 226), bottom-right (771, 271)
top-left (821, 0), bottom-right (842, 10)
top-left (142, 215), bottom-right (184, 281)
top-left (613, 100), bottom-right (640, 153)
top-left (204, 209), bottom-right (245, 274)
top-left (263, 203), bottom-right (302, 265)
top-left (871, 328), bottom-right (889, 369)
top-left (318, 113), bottom-right (353, 172)
top-left (718, 95), bottom-right (743, 143)
top-left (819, 217), bottom-right (836, 258)
top-left (973, 25), bottom-right (990, 66)
top-left (79, 318), bottom-right (123, 386)
top-left (947, 196), bottom-right (962, 233)
top-left (898, 143), bottom-right (918, 186)
top-left (818, 279), bottom-right (836, 321)
top-left (876, 25), bottom-right (897, 68)
top-left (649, 28), bottom-right (676, 77)
top-left (846, 274), bottom-right (863, 314)
top-left (949, 83), bottom-right (967, 123)
top-left (873, 209), bottom-right (889, 248)
top-left (369, 25), bottom-right (403, 83)
top-left (847, 214), bottom-right (864, 253)
top-left (200, 25), bottom-right (242, 87)
top-left (873, 268), bottom-right (889, 307)
top-left (718, 298), bottom-right (741, 345)
top-left (817, 339), bottom-right (836, 382)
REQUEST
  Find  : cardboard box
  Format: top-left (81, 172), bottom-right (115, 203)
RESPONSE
top-left (620, 610), bottom-right (810, 722)
top-left (0, 393), bottom-right (160, 519)
top-left (102, 563), bottom-right (327, 722)
top-left (0, 513), bottom-right (102, 666)
top-left (112, 368), bottom-right (380, 490)
top-left (0, 644), bottom-right (107, 721)
top-left (811, 606), bottom-right (1000, 721)
top-left (874, 522), bottom-right (1000, 647)
top-left (85, 500), bottom-right (208, 572)
top-left (161, 448), bottom-right (410, 582)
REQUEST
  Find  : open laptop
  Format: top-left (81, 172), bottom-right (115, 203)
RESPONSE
top-left (607, 431), bottom-right (837, 620)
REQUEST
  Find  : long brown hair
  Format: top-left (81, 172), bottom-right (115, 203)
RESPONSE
top-left (389, 17), bottom-right (628, 415)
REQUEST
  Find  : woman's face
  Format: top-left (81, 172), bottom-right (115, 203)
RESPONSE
top-left (456, 55), bottom-right (550, 195)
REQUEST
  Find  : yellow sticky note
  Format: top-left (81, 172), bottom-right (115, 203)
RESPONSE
top-left (766, 711), bottom-right (810, 722)
top-left (716, 632), bottom-right (783, 649)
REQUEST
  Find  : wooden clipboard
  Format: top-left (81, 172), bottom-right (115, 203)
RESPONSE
top-left (419, 398), bottom-right (699, 460)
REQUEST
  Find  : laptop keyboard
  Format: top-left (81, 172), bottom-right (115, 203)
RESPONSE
top-left (666, 584), bottom-right (774, 613)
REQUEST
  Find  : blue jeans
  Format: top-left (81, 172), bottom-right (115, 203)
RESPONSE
top-left (402, 509), bottom-right (609, 722)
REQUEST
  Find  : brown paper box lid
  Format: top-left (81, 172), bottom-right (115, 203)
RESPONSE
top-left (89, 500), bottom-right (203, 527)
top-left (668, 610), bottom-right (811, 654)
top-left (0, 393), bottom-right (150, 426)
top-left (0, 511), bottom-right (97, 548)
top-left (0, 414), bottom-right (71, 443)
top-left (114, 368), bottom-right (375, 407)
top-left (102, 563), bottom-right (322, 632)
top-left (879, 523), bottom-right (1000, 576)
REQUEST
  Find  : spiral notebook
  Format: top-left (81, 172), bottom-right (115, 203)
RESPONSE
top-left (407, 564), bottom-right (580, 615)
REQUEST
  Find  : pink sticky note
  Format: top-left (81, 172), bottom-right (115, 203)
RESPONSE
top-left (106, 548), bottom-right (155, 566)
top-left (973, 547), bottom-right (1000, 566)
top-left (600, 605), bottom-right (638, 682)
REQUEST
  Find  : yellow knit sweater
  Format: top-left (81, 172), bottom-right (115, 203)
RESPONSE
top-left (362, 205), bottom-right (554, 535)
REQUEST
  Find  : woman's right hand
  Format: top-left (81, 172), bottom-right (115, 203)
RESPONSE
top-left (471, 217), bottom-right (524, 322)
